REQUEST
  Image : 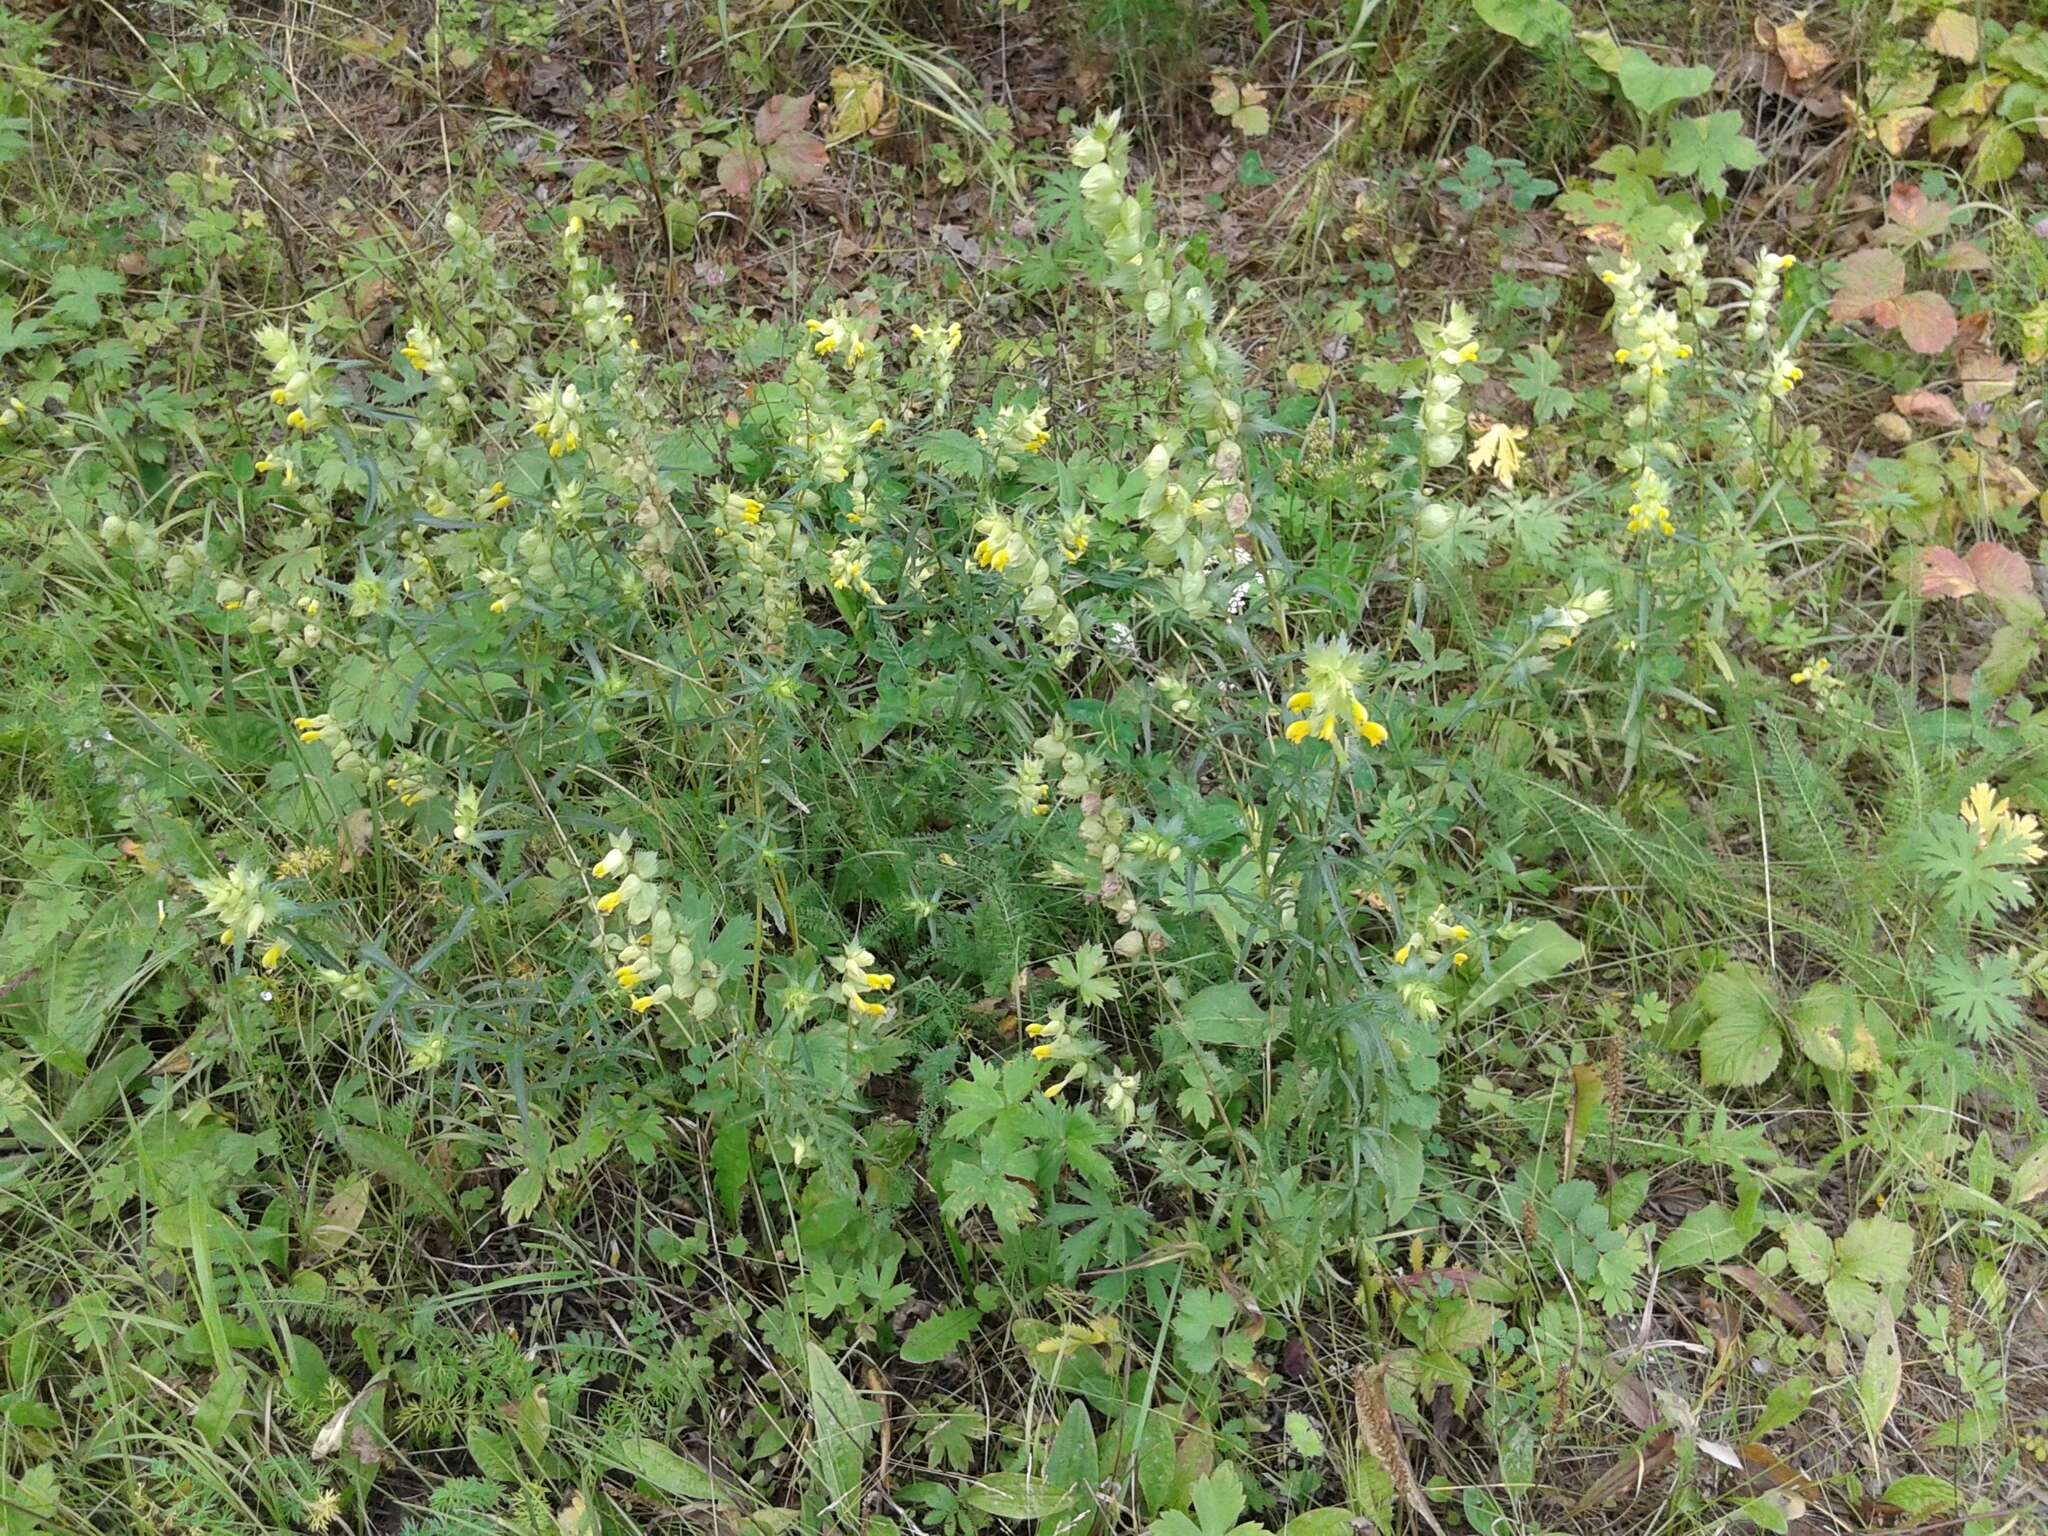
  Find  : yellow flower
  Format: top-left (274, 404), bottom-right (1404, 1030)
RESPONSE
top-left (260, 941), bottom-right (285, 969)
top-left (285, 408), bottom-right (308, 430)
top-left (616, 966), bottom-right (641, 989)
top-left (1394, 943), bottom-right (1412, 965)
top-left (1452, 951), bottom-right (1468, 967)
top-left (1285, 719), bottom-right (1313, 744)
top-left (1032, 1044), bottom-right (1054, 1060)
top-left (595, 890), bottom-right (624, 914)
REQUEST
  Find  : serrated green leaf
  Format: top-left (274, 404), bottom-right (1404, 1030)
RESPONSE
top-left (1660, 112), bottom-right (1763, 196)
top-left (1693, 966), bottom-right (1782, 1087)
top-left (901, 1307), bottom-right (980, 1364)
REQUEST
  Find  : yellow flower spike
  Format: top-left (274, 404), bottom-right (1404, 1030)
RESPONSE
top-left (1287, 690), bottom-right (1315, 712)
top-left (595, 890), bottom-right (624, 914)
top-left (616, 966), bottom-right (641, 989)
top-left (858, 997), bottom-right (886, 1017)
top-left (260, 941), bottom-right (284, 969)
top-left (1361, 720), bottom-right (1389, 747)
top-left (1285, 719), bottom-right (1313, 744)
top-left (865, 972), bottom-right (894, 990)
top-left (990, 548), bottom-right (1011, 573)
top-left (1032, 1044), bottom-right (1054, 1061)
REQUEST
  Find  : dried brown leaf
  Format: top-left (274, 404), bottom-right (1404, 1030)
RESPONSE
top-left (1353, 1363), bottom-right (1445, 1536)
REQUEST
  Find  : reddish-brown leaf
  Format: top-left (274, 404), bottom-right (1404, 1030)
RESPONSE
top-left (765, 132), bottom-right (828, 187)
top-left (1895, 289), bottom-right (1958, 354)
top-left (1353, 1364), bottom-right (1446, 1536)
top-left (1917, 542), bottom-right (2030, 603)
top-left (1891, 389), bottom-right (1964, 428)
top-left (717, 145), bottom-right (766, 199)
top-left (1883, 183), bottom-right (1954, 242)
top-left (1829, 248), bottom-right (1906, 323)
top-left (755, 92), bottom-right (814, 144)
top-left (1917, 546), bottom-right (1980, 600)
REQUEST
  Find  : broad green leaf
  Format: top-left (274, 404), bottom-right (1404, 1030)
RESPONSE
top-left (1459, 920), bottom-right (1583, 1017)
top-left (1836, 1215), bottom-right (1913, 1289)
top-left (604, 1436), bottom-right (730, 1503)
top-left (467, 1422), bottom-right (521, 1482)
top-left (1881, 1475), bottom-right (1957, 1517)
top-left (193, 1362), bottom-right (246, 1448)
top-left (1281, 1511), bottom-right (1355, 1536)
top-left (963, 1472), bottom-right (1076, 1520)
top-left (806, 1341), bottom-right (877, 1510)
top-left (1612, 48), bottom-right (1715, 117)
top-left (901, 1307), bottom-right (980, 1364)
top-left (1754, 1376), bottom-right (1810, 1435)
top-left (1045, 1401), bottom-right (1098, 1489)
top-left (1177, 981), bottom-right (1263, 1046)
top-left (1473, 0), bottom-right (1573, 49)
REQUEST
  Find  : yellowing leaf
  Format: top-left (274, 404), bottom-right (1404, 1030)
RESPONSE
top-left (1877, 107), bottom-right (1936, 156)
top-left (309, 1175), bottom-right (371, 1258)
top-left (1858, 1302), bottom-right (1902, 1446)
top-left (1286, 362), bottom-right (1331, 390)
top-left (1208, 74), bottom-right (1271, 136)
top-left (1924, 9), bottom-right (1980, 63)
top-left (828, 66), bottom-right (891, 144)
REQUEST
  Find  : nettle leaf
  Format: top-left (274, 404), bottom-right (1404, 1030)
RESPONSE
top-left (1660, 112), bottom-right (1761, 196)
top-left (1472, 0), bottom-right (1573, 50)
top-left (1691, 964), bottom-right (1783, 1088)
